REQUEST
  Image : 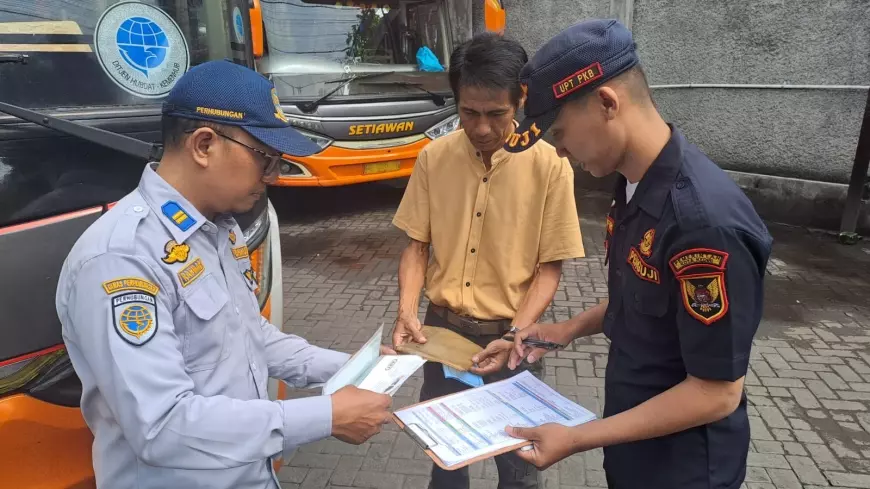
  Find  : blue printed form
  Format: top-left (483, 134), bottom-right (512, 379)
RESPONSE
top-left (394, 370), bottom-right (597, 467)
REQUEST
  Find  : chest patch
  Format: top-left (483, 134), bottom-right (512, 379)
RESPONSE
top-left (639, 228), bottom-right (655, 257)
top-left (178, 258), bottom-right (205, 288)
top-left (162, 239), bottom-right (190, 264)
top-left (112, 292), bottom-right (158, 346)
top-left (627, 247), bottom-right (660, 284)
top-left (232, 246), bottom-right (249, 260)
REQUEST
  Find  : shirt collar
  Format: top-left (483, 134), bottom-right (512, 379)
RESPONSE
top-left (461, 122), bottom-right (520, 169)
top-left (138, 163), bottom-right (208, 243)
top-left (622, 124), bottom-right (684, 219)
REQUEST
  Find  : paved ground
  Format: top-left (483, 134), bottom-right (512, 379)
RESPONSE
top-left (268, 180), bottom-right (870, 489)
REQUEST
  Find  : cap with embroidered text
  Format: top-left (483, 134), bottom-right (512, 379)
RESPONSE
top-left (504, 19), bottom-right (638, 153)
top-left (162, 59), bottom-right (319, 157)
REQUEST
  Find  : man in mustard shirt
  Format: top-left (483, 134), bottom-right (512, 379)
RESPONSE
top-left (391, 33), bottom-right (586, 489)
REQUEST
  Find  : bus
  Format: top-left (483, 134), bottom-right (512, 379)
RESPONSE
top-left (0, 2), bottom-right (283, 487)
top-left (252, 0), bottom-right (506, 187)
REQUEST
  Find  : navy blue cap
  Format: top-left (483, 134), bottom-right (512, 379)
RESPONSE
top-left (504, 19), bottom-right (638, 153)
top-left (162, 59), bottom-right (320, 157)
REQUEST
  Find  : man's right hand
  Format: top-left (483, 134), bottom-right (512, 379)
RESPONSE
top-left (507, 322), bottom-right (575, 370)
top-left (392, 314), bottom-right (427, 348)
top-left (330, 386), bottom-right (392, 445)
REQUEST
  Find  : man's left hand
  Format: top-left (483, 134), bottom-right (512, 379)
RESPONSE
top-left (469, 339), bottom-right (513, 376)
top-left (380, 344), bottom-right (397, 355)
top-left (506, 423), bottom-right (579, 470)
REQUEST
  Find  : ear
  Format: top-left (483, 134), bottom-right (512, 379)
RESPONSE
top-left (596, 86), bottom-right (620, 121)
top-left (187, 127), bottom-right (218, 169)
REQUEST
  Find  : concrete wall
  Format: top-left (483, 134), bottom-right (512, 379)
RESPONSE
top-left (500, 0), bottom-right (870, 232)
top-left (501, 0), bottom-right (869, 184)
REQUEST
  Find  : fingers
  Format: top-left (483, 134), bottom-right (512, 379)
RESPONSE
top-left (410, 325), bottom-right (428, 344)
top-left (469, 359), bottom-right (501, 376)
top-left (471, 341), bottom-right (500, 364)
top-left (514, 445), bottom-right (537, 464)
top-left (380, 344), bottom-right (397, 355)
top-left (525, 347), bottom-right (548, 364)
top-left (505, 425), bottom-right (536, 440)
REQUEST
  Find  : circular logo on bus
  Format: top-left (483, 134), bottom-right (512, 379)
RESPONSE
top-left (94, 1), bottom-right (190, 98)
top-left (233, 7), bottom-right (245, 44)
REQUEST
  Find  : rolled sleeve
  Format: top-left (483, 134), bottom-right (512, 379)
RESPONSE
top-left (281, 395), bottom-right (334, 454)
top-left (670, 227), bottom-right (769, 381)
top-left (392, 150), bottom-right (431, 243)
top-left (539, 158), bottom-right (585, 263)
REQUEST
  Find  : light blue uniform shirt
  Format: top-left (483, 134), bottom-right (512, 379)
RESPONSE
top-left (55, 163), bottom-right (350, 489)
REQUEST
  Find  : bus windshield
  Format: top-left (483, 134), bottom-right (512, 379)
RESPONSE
top-left (257, 0), bottom-right (451, 78)
top-left (0, 0), bottom-right (248, 110)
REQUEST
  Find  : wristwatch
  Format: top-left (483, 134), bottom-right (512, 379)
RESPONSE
top-left (501, 326), bottom-right (520, 342)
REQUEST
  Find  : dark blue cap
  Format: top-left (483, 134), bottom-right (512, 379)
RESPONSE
top-left (504, 19), bottom-right (638, 153)
top-left (162, 60), bottom-right (320, 157)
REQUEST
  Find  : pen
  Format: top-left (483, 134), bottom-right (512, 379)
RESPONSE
top-left (500, 334), bottom-right (564, 351)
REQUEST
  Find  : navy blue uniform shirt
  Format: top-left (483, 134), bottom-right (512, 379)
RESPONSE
top-left (601, 125), bottom-right (772, 489)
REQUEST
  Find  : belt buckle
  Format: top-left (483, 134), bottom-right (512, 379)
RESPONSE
top-left (458, 315), bottom-right (483, 336)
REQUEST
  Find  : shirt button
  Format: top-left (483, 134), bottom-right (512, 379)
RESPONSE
top-left (615, 269), bottom-right (622, 277)
top-left (251, 363), bottom-right (258, 371)
top-left (606, 312), bottom-right (615, 320)
top-left (476, 212), bottom-right (482, 217)
top-left (482, 177), bottom-right (488, 183)
top-left (465, 282), bottom-right (471, 287)
top-left (133, 205), bottom-right (144, 213)
top-left (676, 180), bottom-right (687, 190)
top-left (202, 224), bottom-right (212, 232)
top-left (471, 248), bottom-right (476, 253)
top-left (619, 225), bottom-right (626, 231)
top-left (235, 307), bottom-right (240, 315)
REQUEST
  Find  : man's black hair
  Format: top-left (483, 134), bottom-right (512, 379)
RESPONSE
top-left (161, 115), bottom-right (228, 151)
top-left (448, 32), bottom-right (529, 107)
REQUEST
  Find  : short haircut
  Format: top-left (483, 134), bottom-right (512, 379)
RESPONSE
top-left (161, 115), bottom-right (229, 151)
top-left (448, 32), bottom-right (529, 107)
top-left (569, 65), bottom-right (654, 108)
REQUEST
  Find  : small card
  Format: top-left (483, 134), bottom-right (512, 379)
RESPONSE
top-left (443, 364), bottom-right (483, 388)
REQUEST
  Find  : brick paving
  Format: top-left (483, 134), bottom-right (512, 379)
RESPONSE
top-left (269, 182), bottom-right (870, 489)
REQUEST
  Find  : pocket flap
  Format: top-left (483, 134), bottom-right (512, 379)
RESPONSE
top-left (184, 274), bottom-right (228, 321)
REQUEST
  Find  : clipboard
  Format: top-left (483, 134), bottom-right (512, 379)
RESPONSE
top-left (390, 392), bottom-right (532, 471)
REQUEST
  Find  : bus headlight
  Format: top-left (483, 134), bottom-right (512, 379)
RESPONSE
top-left (294, 128), bottom-right (333, 150)
top-left (425, 114), bottom-right (460, 140)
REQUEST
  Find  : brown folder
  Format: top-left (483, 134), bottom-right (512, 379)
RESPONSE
top-left (391, 393), bottom-right (532, 471)
top-left (394, 325), bottom-right (484, 371)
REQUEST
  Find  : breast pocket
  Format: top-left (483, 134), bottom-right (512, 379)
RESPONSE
top-left (181, 274), bottom-right (229, 371)
top-left (624, 277), bottom-right (674, 345)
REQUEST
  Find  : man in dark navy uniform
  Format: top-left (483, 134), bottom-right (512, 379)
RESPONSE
top-left (470, 19), bottom-right (773, 489)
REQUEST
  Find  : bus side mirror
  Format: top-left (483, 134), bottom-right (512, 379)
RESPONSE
top-left (484, 0), bottom-right (506, 35)
top-left (250, 0), bottom-right (264, 58)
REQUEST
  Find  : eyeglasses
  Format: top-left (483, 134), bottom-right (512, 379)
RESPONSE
top-left (184, 128), bottom-right (282, 182)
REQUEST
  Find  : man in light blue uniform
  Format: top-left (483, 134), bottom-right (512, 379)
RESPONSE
top-left (55, 60), bottom-right (392, 489)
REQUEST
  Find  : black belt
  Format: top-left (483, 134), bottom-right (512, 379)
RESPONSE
top-left (428, 304), bottom-right (512, 337)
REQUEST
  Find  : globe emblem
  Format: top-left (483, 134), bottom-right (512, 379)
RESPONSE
top-left (116, 16), bottom-right (169, 77)
top-left (120, 305), bottom-right (153, 338)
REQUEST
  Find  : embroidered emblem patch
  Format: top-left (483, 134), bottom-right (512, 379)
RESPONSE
top-left (161, 239), bottom-right (190, 264)
top-left (229, 230), bottom-right (237, 245)
top-left (102, 277), bottom-right (159, 296)
top-left (639, 229), bottom-right (655, 257)
top-left (669, 248), bottom-right (729, 275)
top-left (626, 247), bottom-right (660, 283)
top-left (161, 201), bottom-right (196, 232)
top-left (243, 268), bottom-right (258, 289)
top-left (232, 246), bottom-right (249, 260)
top-left (552, 62), bottom-right (604, 99)
top-left (679, 273), bottom-right (728, 325)
top-left (606, 215), bottom-right (615, 236)
top-left (178, 258), bottom-right (205, 288)
top-left (112, 292), bottom-right (157, 346)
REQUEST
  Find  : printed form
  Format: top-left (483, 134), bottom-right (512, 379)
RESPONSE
top-left (395, 370), bottom-right (597, 467)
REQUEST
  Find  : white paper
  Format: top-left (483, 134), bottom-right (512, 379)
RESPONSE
top-left (394, 371), bottom-right (597, 467)
top-left (357, 355), bottom-right (427, 396)
top-left (322, 323), bottom-right (426, 396)
top-left (323, 324), bottom-right (384, 395)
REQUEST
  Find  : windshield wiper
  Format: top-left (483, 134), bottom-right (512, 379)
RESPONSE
top-left (0, 53), bottom-right (28, 64)
top-left (359, 80), bottom-right (447, 106)
top-left (0, 101), bottom-right (162, 161)
top-left (297, 71), bottom-right (395, 113)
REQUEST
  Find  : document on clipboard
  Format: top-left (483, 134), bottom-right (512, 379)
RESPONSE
top-left (392, 370), bottom-right (597, 470)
